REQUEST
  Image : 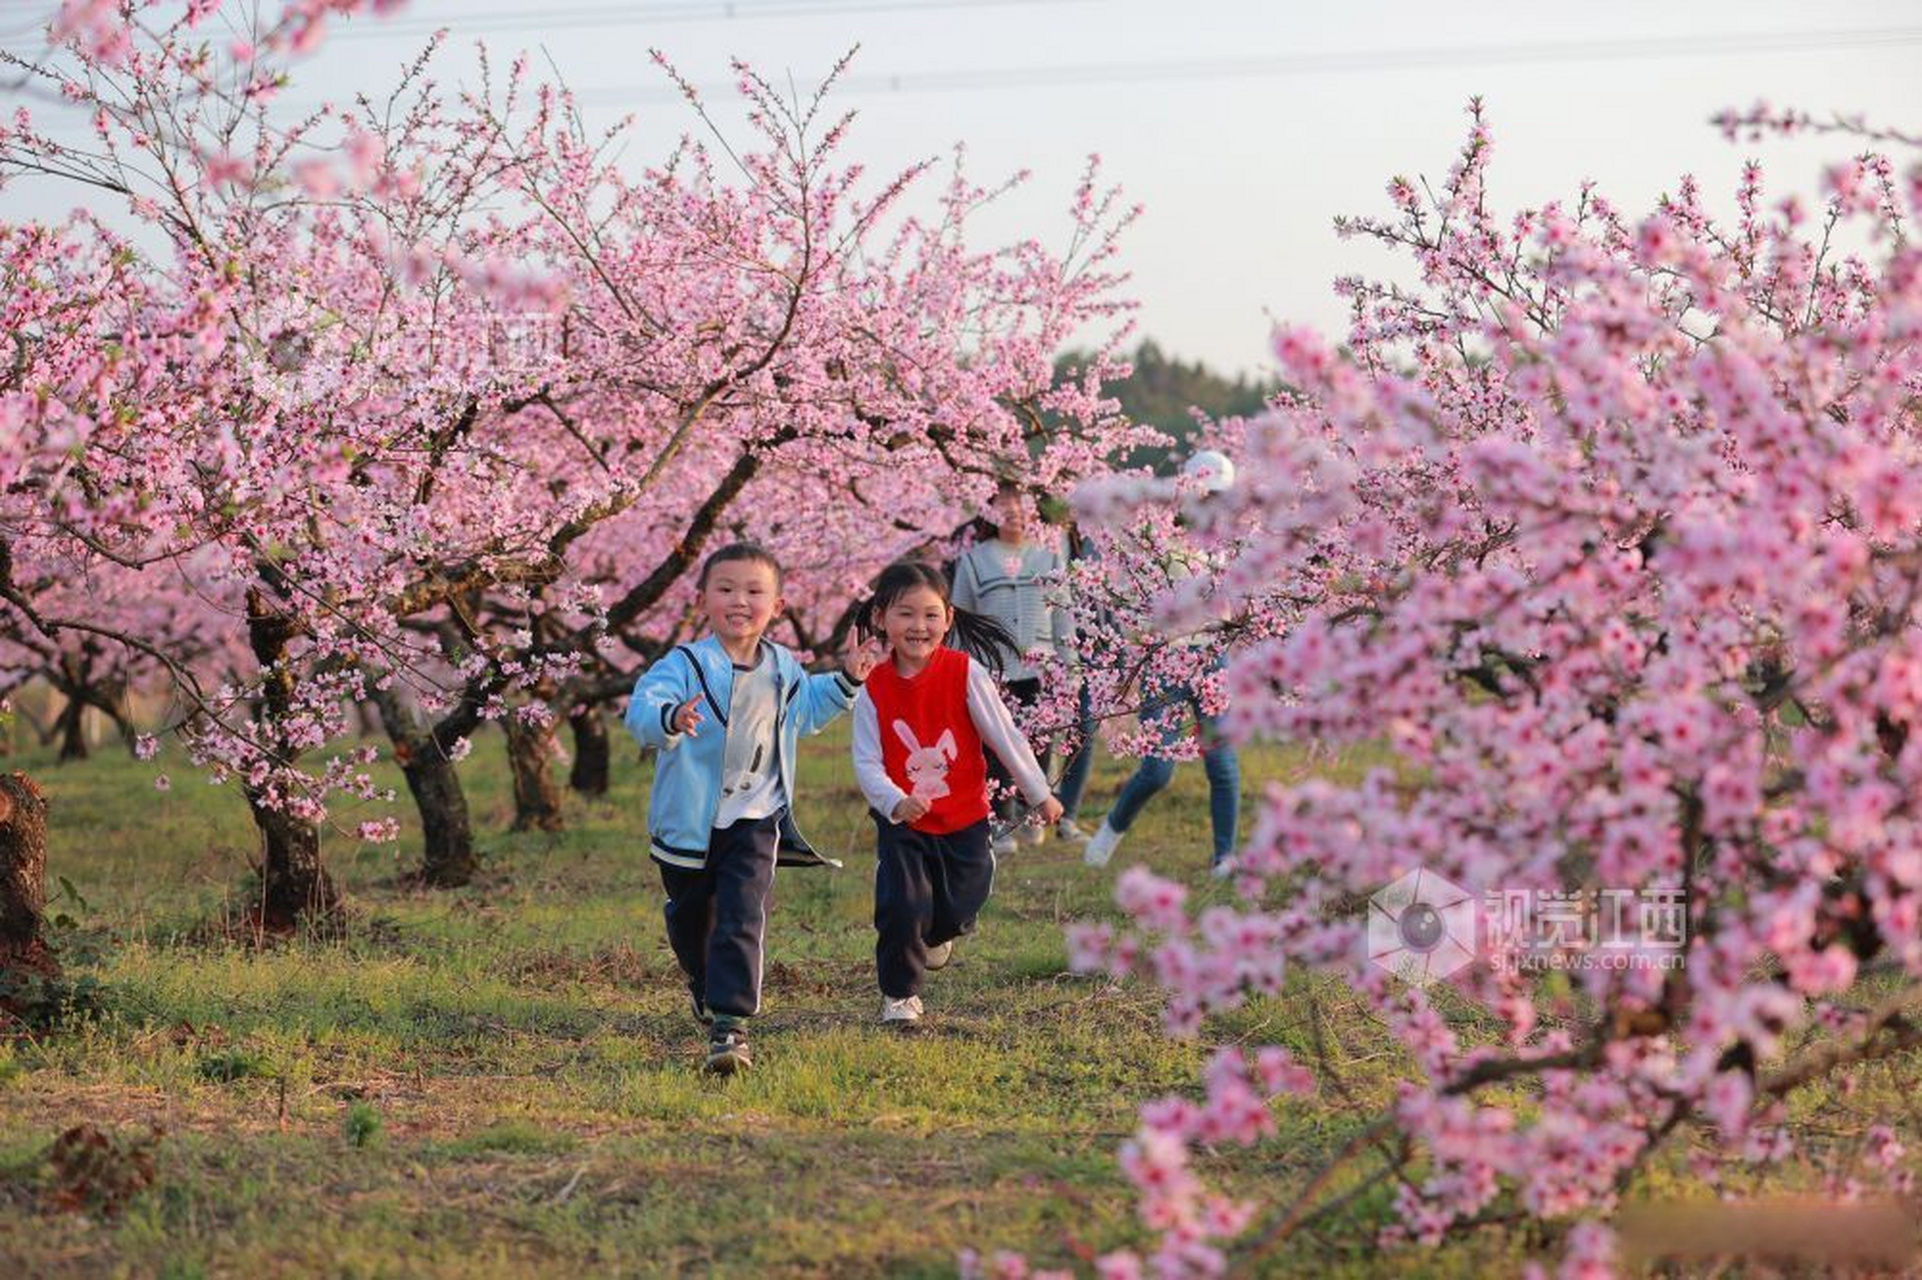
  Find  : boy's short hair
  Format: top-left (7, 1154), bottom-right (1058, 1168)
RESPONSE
top-left (697, 542), bottom-right (784, 589)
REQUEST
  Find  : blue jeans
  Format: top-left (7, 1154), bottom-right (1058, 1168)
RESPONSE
top-left (1104, 680), bottom-right (1240, 865)
top-left (1056, 682), bottom-right (1096, 821)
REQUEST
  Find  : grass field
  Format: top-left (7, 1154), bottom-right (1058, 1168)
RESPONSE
top-left (0, 724), bottom-right (1913, 1277)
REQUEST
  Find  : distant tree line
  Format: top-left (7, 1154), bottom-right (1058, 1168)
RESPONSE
top-left (1058, 339), bottom-right (1280, 472)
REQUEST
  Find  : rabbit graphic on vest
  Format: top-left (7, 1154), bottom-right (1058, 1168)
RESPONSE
top-left (893, 720), bottom-right (956, 801)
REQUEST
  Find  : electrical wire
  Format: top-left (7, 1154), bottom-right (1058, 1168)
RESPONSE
top-left (564, 24), bottom-right (1922, 104)
top-left (13, 19), bottom-right (1916, 122)
top-left (333, 0), bottom-right (1094, 40)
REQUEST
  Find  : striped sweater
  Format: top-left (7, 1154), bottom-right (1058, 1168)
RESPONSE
top-left (950, 539), bottom-right (1073, 683)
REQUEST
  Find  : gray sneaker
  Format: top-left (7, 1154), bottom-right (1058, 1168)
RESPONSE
top-left (1083, 820), bottom-right (1123, 868)
top-left (1055, 818), bottom-right (1088, 842)
top-left (703, 1022), bottom-right (751, 1075)
top-left (881, 995), bottom-right (925, 1024)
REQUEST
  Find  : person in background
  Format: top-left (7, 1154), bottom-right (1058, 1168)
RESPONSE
top-left (1082, 450), bottom-right (1243, 877)
top-left (950, 480), bottom-right (1077, 854)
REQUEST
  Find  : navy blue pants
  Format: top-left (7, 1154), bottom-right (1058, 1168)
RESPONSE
top-left (874, 814), bottom-right (995, 999)
top-left (658, 812), bottom-right (780, 1020)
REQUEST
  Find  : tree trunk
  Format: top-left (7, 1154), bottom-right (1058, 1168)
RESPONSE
top-left (0, 772), bottom-right (54, 981)
top-left (405, 744), bottom-right (477, 885)
top-left (244, 789), bottom-right (339, 931)
top-left (104, 682), bottom-right (137, 755)
top-left (52, 651), bottom-right (95, 764)
top-left (54, 698), bottom-right (88, 763)
top-left (243, 586), bottom-right (341, 931)
top-left (568, 703), bottom-right (611, 797)
top-left (370, 690), bottom-right (478, 888)
top-left (506, 716), bottom-right (565, 832)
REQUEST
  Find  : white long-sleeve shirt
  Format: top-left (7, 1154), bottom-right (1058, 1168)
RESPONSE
top-left (852, 658), bottom-right (1052, 824)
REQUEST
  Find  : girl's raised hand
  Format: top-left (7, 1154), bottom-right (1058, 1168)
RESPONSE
top-left (673, 698), bottom-right (704, 737)
top-left (842, 636), bottom-right (888, 683)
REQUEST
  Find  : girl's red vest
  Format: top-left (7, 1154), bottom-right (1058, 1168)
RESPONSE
top-left (865, 647), bottom-right (988, 834)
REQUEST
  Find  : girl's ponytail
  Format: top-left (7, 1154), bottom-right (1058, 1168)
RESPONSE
top-left (860, 559), bottom-right (1019, 673)
top-left (946, 604), bottom-right (1018, 673)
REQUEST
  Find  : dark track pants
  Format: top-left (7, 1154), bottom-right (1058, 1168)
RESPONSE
top-left (873, 814), bottom-right (995, 999)
top-left (657, 812), bottom-right (781, 1020)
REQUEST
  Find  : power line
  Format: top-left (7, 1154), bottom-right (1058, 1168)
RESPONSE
top-left (16, 22), bottom-right (1916, 126)
top-left (333, 0), bottom-right (1091, 40)
top-left (0, 0), bottom-right (1087, 60)
top-left (559, 24), bottom-right (1922, 104)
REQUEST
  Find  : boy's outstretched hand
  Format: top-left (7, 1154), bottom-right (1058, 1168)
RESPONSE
top-left (842, 636), bottom-right (887, 683)
top-left (891, 794), bottom-right (931, 824)
top-left (673, 698), bottom-right (704, 737)
top-left (1036, 795), bottom-right (1065, 824)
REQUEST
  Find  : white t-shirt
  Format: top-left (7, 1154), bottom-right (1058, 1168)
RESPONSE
top-left (714, 646), bottom-right (786, 827)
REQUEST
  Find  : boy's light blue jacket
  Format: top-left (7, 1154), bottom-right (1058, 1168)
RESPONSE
top-left (624, 634), bottom-right (859, 870)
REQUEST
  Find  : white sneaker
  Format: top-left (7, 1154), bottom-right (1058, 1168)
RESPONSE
top-left (991, 830), bottom-right (1017, 857)
top-left (925, 939), bottom-right (954, 971)
top-left (1016, 824), bottom-right (1046, 847)
top-left (1211, 856), bottom-right (1237, 880)
top-left (881, 995), bottom-right (924, 1024)
top-left (1083, 820), bottom-right (1123, 867)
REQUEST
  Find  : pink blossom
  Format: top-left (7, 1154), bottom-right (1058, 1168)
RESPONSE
top-left (1037, 101), bottom-right (1919, 1271)
top-left (293, 159), bottom-right (339, 199)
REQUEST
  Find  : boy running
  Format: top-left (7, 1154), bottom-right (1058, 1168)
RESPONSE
top-left (626, 543), bottom-right (882, 1073)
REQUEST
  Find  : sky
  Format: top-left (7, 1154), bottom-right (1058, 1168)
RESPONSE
top-left (4, 0), bottom-right (1919, 374)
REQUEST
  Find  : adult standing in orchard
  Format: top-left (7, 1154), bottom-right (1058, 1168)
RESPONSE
top-left (1081, 450), bottom-right (1242, 876)
top-left (951, 481), bottom-right (1079, 853)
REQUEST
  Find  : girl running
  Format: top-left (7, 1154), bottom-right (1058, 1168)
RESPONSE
top-left (851, 561), bottom-right (1063, 1024)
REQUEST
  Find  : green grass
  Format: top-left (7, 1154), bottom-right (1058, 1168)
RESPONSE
top-left (0, 726), bottom-right (1913, 1277)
